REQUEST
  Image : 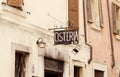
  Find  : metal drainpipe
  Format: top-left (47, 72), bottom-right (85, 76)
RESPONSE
top-left (107, 0), bottom-right (115, 68)
top-left (83, 0), bottom-right (93, 64)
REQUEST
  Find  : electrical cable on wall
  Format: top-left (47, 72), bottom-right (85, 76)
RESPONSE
top-left (48, 13), bottom-right (68, 28)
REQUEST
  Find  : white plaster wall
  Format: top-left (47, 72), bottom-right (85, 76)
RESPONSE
top-left (0, 0), bottom-right (86, 44)
top-left (0, 18), bottom-right (43, 77)
top-left (70, 46), bottom-right (90, 63)
top-left (1, 0), bottom-right (68, 30)
top-left (38, 44), bottom-right (90, 77)
top-left (0, 17), bottom-right (71, 77)
top-left (26, 0), bottom-right (68, 29)
top-left (38, 56), bottom-right (44, 77)
top-left (0, 0), bottom-right (91, 77)
top-left (79, 0), bottom-right (86, 44)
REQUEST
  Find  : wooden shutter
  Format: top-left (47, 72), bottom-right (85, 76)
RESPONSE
top-left (112, 3), bottom-right (118, 34)
top-left (86, 0), bottom-right (93, 23)
top-left (98, 0), bottom-right (103, 27)
top-left (68, 0), bottom-right (79, 30)
top-left (7, 0), bottom-right (23, 8)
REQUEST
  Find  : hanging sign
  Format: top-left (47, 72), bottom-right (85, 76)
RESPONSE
top-left (54, 30), bottom-right (78, 45)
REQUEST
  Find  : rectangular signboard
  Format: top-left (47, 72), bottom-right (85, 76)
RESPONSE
top-left (54, 30), bottom-right (78, 45)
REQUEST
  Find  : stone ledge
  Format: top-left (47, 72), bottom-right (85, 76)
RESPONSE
top-left (2, 5), bottom-right (27, 18)
top-left (90, 23), bottom-right (101, 32)
top-left (116, 35), bottom-right (120, 40)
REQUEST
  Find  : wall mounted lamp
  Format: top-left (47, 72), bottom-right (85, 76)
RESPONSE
top-left (36, 38), bottom-right (46, 48)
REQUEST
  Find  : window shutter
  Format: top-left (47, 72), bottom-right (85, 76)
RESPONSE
top-left (98, 0), bottom-right (103, 27)
top-left (112, 3), bottom-right (118, 34)
top-left (7, 0), bottom-right (23, 8)
top-left (86, 0), bottom-right (93, 23)
top-left (68, 0), bottom-right (79, 30)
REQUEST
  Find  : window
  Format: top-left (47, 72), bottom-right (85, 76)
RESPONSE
top-left (86, 0), bottom-right (103, 30)
top-left (15, 51), bottom-right (29, 77)
top-left (7, 0), bottom-right (23, 10)
top-left (95, 70), bottom-right (104, 77)
top-left (68, 0), bottom-right (79, 30)
top-left (112, 2), bottom-right (120, 35)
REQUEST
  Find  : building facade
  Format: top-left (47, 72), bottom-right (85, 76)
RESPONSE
top-left (0, 0), bottom-right (90, 77)
top-left (85, 0), bottom-right (120, 77)
top-left (0, 0), bottom-right (120, 77)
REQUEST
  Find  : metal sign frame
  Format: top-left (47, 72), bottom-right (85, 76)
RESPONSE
top-left (54, 29), bottom-right (79, 45)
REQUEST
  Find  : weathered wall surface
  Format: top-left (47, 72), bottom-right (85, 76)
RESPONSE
top-left (0, 0), bottom-right (91, 77)
top-left (1, 0), bottom-right (68, 29)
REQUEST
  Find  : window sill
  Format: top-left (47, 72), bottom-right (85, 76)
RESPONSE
top-left (90, 23), bottom-right (101, 32)
top-left (2, 5), bottom-right (27, 18)
top-left (116, 35), bottom-right (120, 40)
top-left (113, 0), bottom-right (120, 7)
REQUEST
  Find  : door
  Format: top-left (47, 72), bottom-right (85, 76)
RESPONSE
top-left (44, 57), bottom-right (64, 77)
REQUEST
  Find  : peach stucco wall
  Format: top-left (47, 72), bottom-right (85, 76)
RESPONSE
top-left (85, 0), bottom-right (120, 77)
top-left (86, 0), bottom-right (111, 64)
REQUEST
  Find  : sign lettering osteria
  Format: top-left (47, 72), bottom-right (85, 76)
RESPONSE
top-left (54, 30), bottom-right (78, 45)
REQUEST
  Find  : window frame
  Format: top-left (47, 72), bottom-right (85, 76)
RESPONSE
top-left (86, 0), bottom-right (103, 31)
top-left (94, 70), bottom-right (104, 77)
top-left (112, 1), bottom-right (120, 35)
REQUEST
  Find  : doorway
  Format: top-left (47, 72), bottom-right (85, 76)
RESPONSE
top-left (45, 70), bottom-right (62, 77)
top-left (74, 66), bottom-right (83, 77)
top-left (95, 70), bottom-right (104, 77)
top-left (15, 51), bottom-right (29, 77)
top-left (44, 57), bottom-right (64, 77)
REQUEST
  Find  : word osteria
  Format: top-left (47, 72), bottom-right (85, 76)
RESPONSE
top-left (54, 30), bottom-right (78, 44)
